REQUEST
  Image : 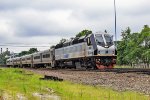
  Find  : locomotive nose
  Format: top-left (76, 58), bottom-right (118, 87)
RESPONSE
top-left (105, 50), bottom-right (108, 54)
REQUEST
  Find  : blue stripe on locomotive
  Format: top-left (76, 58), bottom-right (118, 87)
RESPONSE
top-left (64, 54), bottom-right (69, 58)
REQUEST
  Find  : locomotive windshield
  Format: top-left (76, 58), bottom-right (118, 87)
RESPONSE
top-left (95, 34), bottom-right (113, 47)
top-left (95, 35), bottom-right (105, 47)
top-left (104, 35), bottom-right (113, 46)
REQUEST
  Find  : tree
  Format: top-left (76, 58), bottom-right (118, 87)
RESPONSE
top-left (59, 38), bottom-right (67, 44)
top-left (28, 48), bottom-right (38, 54)
top-left (117, 25), bottom-right (150, 68)
top-left (76, 29), bottom-right (92, 37)
top-left (18, 48), bottom-right (38, 56)
top-left (140, 25), bottom-right (150, 67)
top-left (117, 27), bottom-right (131, 65)
top-left (19, 51), bottom-right (28, 56)
top-left (0, 51), bottom-right (10, 64)
top-left (50, 45), bottom-right (55, 49)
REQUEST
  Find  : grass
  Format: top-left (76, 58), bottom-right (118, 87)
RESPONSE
top-left (0, 68), bottom-right (149, 100)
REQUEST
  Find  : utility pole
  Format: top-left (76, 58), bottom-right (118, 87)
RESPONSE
top-left (114, 0), bottom-right (117, 55)
top-left (114, 0), bottom-right (117, 42)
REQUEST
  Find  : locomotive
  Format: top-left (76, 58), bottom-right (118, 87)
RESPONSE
top-left (6, 32), bottom-right (116, 69)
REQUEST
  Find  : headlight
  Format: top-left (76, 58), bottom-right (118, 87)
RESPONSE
top-left (105, 46), bottom-right (108, 48)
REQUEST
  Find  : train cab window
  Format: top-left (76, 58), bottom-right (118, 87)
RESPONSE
top-left (86, 37), bottom-right (91, 46)
top-left (104, 35), bottom-right (113, 46)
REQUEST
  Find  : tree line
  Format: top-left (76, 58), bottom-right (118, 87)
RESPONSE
top-left (117, 25), bottom-right (150, 68)
top-left (18, 48), bottom-right (38, 56)
top-left (0, 50), bottom-right (10, 65)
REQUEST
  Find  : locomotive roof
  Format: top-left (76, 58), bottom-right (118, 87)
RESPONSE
top-left (94, 32), bottom-right (113, 36)
top-left (55, 34), bottom-right (89, 49)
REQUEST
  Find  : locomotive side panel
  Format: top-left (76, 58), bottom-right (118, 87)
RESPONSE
top-left (55, 48), bottom-right (64, 60)
top-left (62, 42), bottom-right (87, 59)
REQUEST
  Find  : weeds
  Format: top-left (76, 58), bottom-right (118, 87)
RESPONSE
top-left (0, 89), bottom-right (3, 99)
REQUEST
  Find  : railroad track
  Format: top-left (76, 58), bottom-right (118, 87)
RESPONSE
top-left (26, 67), bottom-right (150, 75)
top-left (100, 68), bottom-right (150, 75)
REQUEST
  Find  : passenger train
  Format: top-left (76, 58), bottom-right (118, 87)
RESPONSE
top-left (6, 32), bottom-right (116, 69)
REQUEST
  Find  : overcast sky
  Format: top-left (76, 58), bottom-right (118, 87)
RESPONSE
top-left (0, 0), bottom-right (149, 53)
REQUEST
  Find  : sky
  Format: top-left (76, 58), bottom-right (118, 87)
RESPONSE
top-left (0, 0), bottom-right (149, 53)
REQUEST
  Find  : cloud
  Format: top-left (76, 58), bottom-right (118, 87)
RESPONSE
top-left (0, 8), bottom-right (87, 37)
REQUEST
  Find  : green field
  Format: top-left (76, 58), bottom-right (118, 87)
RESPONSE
top-left (0, 68), bottom-right (149, 100)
